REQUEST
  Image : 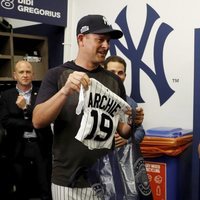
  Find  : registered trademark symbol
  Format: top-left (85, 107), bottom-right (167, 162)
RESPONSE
top-left (172, 78), bottom-right (179, 83)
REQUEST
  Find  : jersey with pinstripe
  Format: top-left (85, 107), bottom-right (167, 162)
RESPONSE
top-left (52, 183), bottom-right (101, 200)
top-left (75, 78), bottom-right (131, 150)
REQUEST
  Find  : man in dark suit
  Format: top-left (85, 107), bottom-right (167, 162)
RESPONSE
top-left (0, 60), bottom-right (53, 200)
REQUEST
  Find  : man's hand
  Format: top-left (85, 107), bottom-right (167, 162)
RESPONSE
top-left (115, 133), bottom-right (127, 148)
top-left (61, 71), bottom-right (90, 96)
top-left (134, 107), bottom-right (144, 126)
top-left (16, 95), bottom-right (27, 110)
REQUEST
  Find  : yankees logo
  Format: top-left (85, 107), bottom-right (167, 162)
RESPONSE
top-left (1, 0), bottom-right (14, 9)
top-left (102, 16), bottom-right (110, 26)
top-left (110, 4), bottom-right (175, 106)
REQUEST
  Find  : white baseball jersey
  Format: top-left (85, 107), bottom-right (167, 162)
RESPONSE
top-left (75, 78), bottom-right (131, 150)
top-left (52, 183), bottom-right (101, 200)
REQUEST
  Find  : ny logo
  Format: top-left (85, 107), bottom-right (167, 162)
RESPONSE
top-left (103, 16), bottom-right (110, 26)
top-left (110, 4), bottom-right (175, 106)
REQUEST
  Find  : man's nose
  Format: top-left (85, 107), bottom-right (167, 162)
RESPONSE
top-left (102, 40), bottom-right (110, 49)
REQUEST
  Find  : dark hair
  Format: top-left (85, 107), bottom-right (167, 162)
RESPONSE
top-left (104, 55), bottom-right (127, 72)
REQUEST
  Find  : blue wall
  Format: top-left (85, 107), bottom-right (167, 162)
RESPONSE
top-left (192, 28), bottom-right (200, 200)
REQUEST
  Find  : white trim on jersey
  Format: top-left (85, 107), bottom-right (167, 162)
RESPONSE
top-left (75, 78), bottom-right (131, 150)
top-left (52, 183), bottom-right (101, 200)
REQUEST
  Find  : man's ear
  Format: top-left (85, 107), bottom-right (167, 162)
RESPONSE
top-left (13, 72), bottom-right (17, 80)
top-left (77, 34), bottom-right (85, 46)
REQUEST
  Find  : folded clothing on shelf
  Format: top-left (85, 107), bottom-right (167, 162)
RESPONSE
top-left (140, 127), bottom-right (193, 158)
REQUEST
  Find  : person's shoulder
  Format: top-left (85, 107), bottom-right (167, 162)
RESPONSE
top-left (47, 61), bottom-right (75, 73)
top-left (95, 66), bottom-right (126, 99)
top-left (49, 62), bottom-right (69, 71)
top-left (101, 67), bottom-right (119, 79)
top-left (32, 85), bottom-right (40, 93)
top-left (0, 87), bottom-right (17, 102)
top-left (43, 62), bottom-right (71, 79)
top-left (1, 87), bottom-right (16, 96)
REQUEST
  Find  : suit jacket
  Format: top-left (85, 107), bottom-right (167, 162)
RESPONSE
top-left (0, 86), bottom-right (53, 160)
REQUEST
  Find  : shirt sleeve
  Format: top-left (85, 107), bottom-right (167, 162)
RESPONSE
top-left (35, 67), bottom-right (61, 106)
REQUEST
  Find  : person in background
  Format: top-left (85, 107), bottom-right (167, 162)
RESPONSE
top-left (0, 60), bottom-right (53, 200)
top-left (103, 55), bottom-right (153, 200)
top-left (32, 14), bottom-right (144, 200)
top-left (104, 55), bottom-right (145, 146)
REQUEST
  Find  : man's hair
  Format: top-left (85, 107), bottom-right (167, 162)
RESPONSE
top-left (104, 55), bottom-right (127, 72)
top-left (14, 60), bottom-right (33, 72)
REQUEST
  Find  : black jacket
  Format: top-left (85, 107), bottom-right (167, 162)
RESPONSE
top-left (0, 86), bottom-right (53, 160)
